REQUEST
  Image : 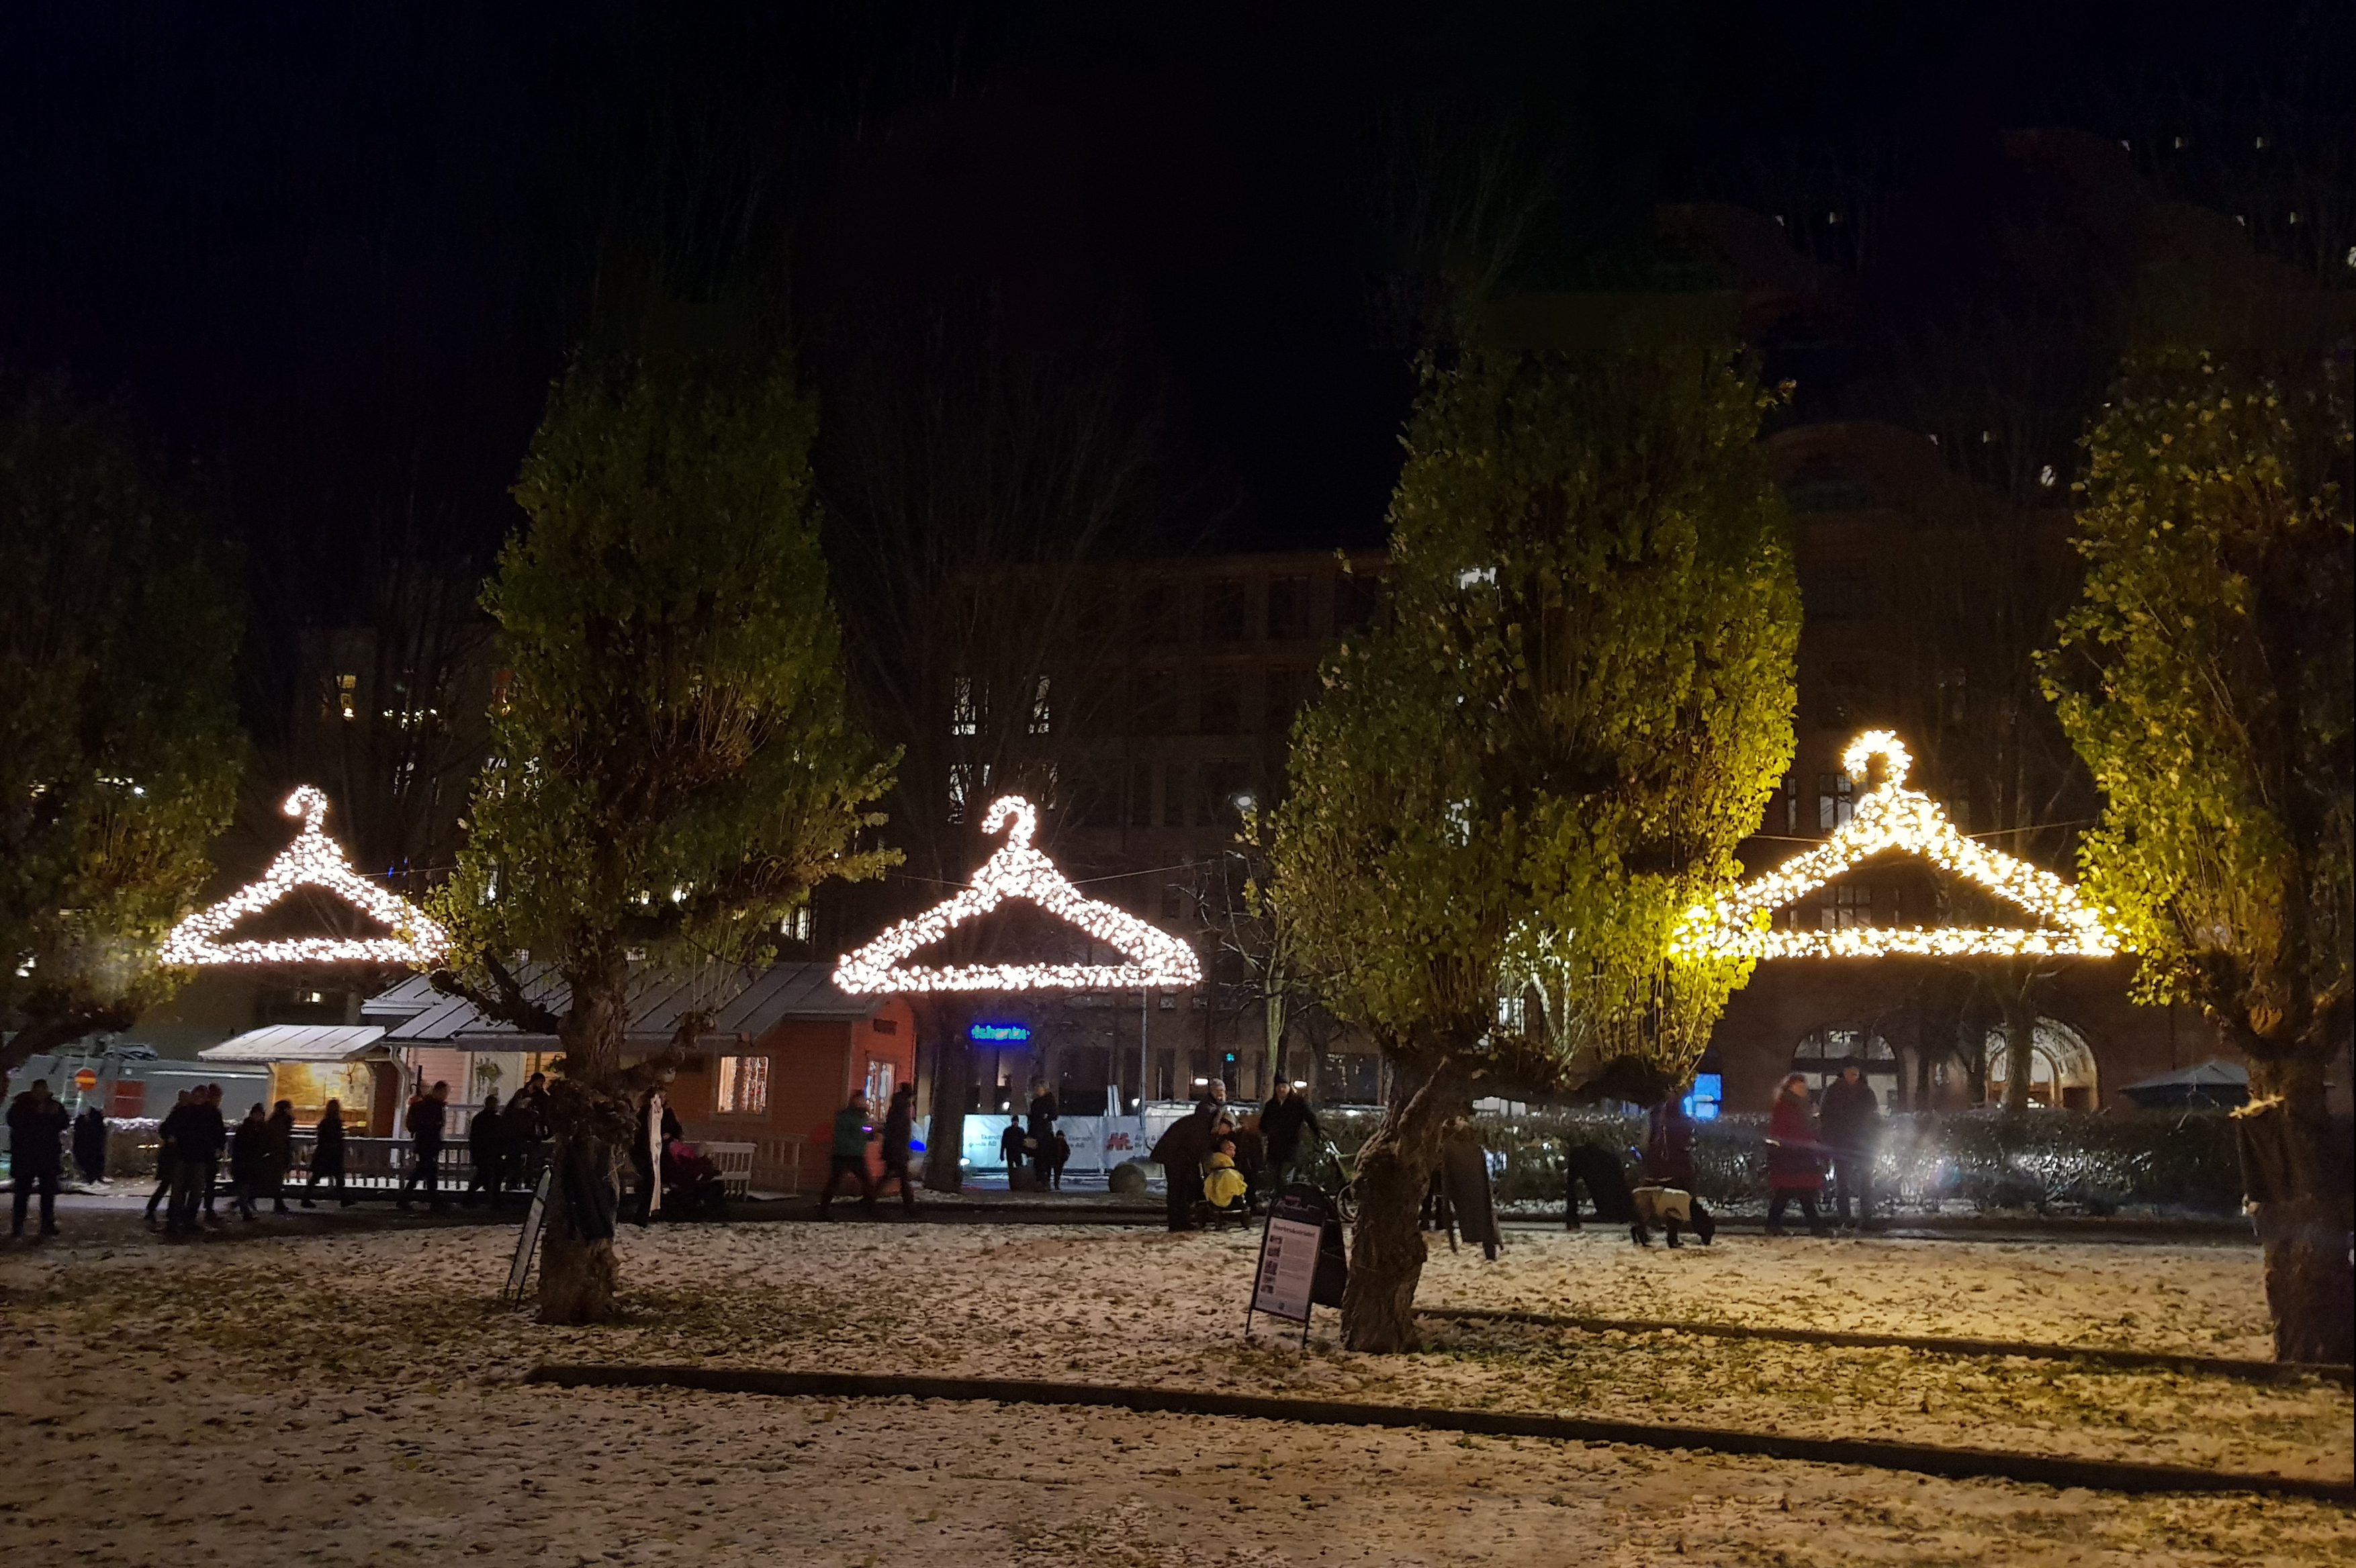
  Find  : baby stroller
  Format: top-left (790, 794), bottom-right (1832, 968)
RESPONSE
top-left (1195, 1151), bottom-right (1255, 1230)
top-left (660, 1138), bottom-right (730, 1221)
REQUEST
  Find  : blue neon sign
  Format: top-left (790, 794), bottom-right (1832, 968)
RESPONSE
top-left (968, 1022), bottom-right (1031, 1043)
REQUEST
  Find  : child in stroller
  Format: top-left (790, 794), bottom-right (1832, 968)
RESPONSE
top-left (661, 1137), bottom-right (729, 1219)
top-left (1199, 1136), bottom-right (1253, 1226)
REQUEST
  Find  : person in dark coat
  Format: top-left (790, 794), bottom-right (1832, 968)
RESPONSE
top-left (1026, 1080), bottom-right (1058, 1165)
top-left (398, 1080), bottom-right (449, 1212)
top-left (304, 1099), bottom-right (349, 1207)
top-left (1639, 1097), bottom-right (1716, 1246)
top-left (1764, 1074), bottom-right (1830, 1236)
top-left (879, 1083), bottom-right (919, 1214)
top-left (197, 1084), bottom-right (230, 1223)
top-left (7, 1079), bottom-right (70, 1238)
top-left (465, 1092), bottom-right (506, 1209)
top-left (997, 1115), bottom-right (1029, 1179)
top-left (263, 1101), bottom-right (296, 1213)
top-left (1258, 1081), bottom-right (1320, 1185)
top-left (1817, 1063), bottom-right (1881, 1231)
top-left (228, 1104), bottom-right (271, 1219)
top-left (72, 1103), bottom-right (107, 1185)
top-left (1149, 1101), bottom-right (1219, 1232)
top-left (504, 1075), bottom-right (549, 1191)
top-left (146, 1089), bottom-right (191, 1225)
top-left (818, 1093), bottom-right (878, 1218)
top-left (159, 1089), bottom-right (220, 1236)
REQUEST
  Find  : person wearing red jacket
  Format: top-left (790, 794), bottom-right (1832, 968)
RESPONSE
top-left (1764, 1074), bottom-right (1830, 1237)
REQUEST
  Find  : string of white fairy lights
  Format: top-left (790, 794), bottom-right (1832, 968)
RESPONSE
top-left (1671, 730), bottom-right (2122, 961)
top-left (161, 786), bottom-right (452, 966)
top-left (833, 794), bottom-right (1203, 994)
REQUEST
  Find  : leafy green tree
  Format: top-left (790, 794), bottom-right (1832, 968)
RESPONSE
top-left (0, 389), bottom-right (243, 1070)
top-left (2043, 349), bottom-right (2352, 1363)
top-left (1275, 347), bottom-right (1799, 1350)
top-left (432, 347), bottom-right (896, 1322)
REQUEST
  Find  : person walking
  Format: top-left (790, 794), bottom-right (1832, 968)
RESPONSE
top-left (1026, 1078), bottom-right (1058, 1172)
top-left (1149, 1099), bottom-right (1220, 1232)
top-left (228, 1103), bottom-right (271, 1220)
top-left (1258, 1080), bottom-right (1320, 1186)
top-left (7, 1078), bottom-right (70, 1239)
top-left (72, 1102), bottom-right (108, 1185)
top-left (1817, 1062), bottom-right (1881, 1232)
top-left (1641, 1095), bottom-right (1717, 1245)
top-left (997, 1114), bottom-right (1029, 1182)
top-left (465, 1091), bottom-right (506, 1209)
top-left (818, 1092), bottom-right (878, 1218)
top-left (197, 1085), bottom-right (229, 1224)
top-left (1046, 1129), bottom-right (1071, 1191)
top-left (263, 1101), bottom-right (296, 1213)
top-left (398, 1080), bottom-right (450, 1212)
top-left (504, 1074), bottom-right (549, 1193)
top-left (1764, 1074), bottom-right (1830, 1237)
top-left (147, 1089), bottom-right (191, 1226)
top-left (879, 1082), bottom-right (919, 1215)
top-left (304, 1099), bottom-right (349, 1207)
top-left (161, 1089), bottom-right (220, 1236)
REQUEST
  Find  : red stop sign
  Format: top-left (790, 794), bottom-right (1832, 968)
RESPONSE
top-left (73, 1068), bottom-right (98, 1094)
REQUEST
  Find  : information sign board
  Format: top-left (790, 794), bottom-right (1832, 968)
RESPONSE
top-left (1249, 1183), bottom-right (1336, 1344)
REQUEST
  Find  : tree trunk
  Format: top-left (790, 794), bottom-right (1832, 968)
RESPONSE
top-left (1999, 987), bottom-right (2037, 1113)
top-left (538, 1129), bottom-right (619, 1324)
top-left (1339, 1051), bottom-right (1464, 1353)
top-left (2236, 1053), bottom-right (2355, 1365)
top-left (919, 997), bottom-right (975, 1194)
top-left (1263, 992), bottom-right (1287, 1104)
top-left (539, 954), bottom-right (628, 1324)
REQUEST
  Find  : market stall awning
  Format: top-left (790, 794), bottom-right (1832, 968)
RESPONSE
top-left (201, 1024), bottom-right (389, 1064)
top-left (2117, 1059), bottom-right (2250, 1110)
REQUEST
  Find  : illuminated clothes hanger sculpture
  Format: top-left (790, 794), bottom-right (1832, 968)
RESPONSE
top-left (1672, 730), bottom-right (2122, 961)
top-left (161, 786), bottom-right (452, 966)
top-left (834, 795), bottom-right (1202, 994)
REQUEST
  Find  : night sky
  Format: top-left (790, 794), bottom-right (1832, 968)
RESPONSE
top-left (1, 1), bottom-right (2335, 738)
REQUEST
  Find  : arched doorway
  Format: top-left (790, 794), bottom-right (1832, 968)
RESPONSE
top-left (1984, 1018), bottom-right (2099, 1109)
top-left (1791, 1025), bottom-right (1901, 1097)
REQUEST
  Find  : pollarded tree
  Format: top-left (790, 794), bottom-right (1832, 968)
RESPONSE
top-left (2042, 349), bottom-right (2352, 1363)
top-left (432, 345), bottom-right (897, 1323)
top-left (1275, 347), bottom-right (1799, 1351)
top-left (0, 388), bottom-right (244, 1070)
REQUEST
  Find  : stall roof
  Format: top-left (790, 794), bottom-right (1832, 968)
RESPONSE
top-left (358, 971), bottom-right (444, 1023)
top-left (381, 961), bottom-right (875, 1048)
top-left (2119, 1060), bottom-right (2251, 1092)
top-left (201, 1024), bottom-right (390, 1064)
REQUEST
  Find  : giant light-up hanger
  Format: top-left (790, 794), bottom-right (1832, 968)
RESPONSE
top-left (1671, 731), bottom-right (2122, 961)
top-left (161, 786), bottom-right (453, 966)
top-left (833, 795), bottom-right (1202, 994)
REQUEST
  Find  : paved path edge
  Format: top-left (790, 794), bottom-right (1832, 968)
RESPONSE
top-left (524, 1363), bottom-right (2355, 1504)
top-left (1416, 1307), bottom-right (2356, 1389)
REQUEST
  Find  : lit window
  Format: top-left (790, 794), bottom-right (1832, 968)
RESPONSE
top-left (337, 674), bottom-right (358, 721)
top-left (950, 676), bottom-right (977, 736)
top-left (1028, 676), bottom-right (1051, 735)
top-left (716, 1056), bottom-right (770, 1115)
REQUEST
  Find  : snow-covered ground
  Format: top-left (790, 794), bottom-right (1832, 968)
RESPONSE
top-left (0, 1219), bottom-right (2347, 1565)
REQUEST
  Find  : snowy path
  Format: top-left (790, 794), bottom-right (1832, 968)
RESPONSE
top-left (0, 1219), bottom-right (2347, 1565)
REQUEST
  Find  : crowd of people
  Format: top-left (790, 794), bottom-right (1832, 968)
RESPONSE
top-left (0, 1069), bottom-right (561, 1242)
top-left (6, 1057), bottom-right (1893, 1242)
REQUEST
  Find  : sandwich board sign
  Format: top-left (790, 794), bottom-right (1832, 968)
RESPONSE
top-left (1249, 1183), bottom-right (1337, 1347)
top-left (504, 1168), bottom-right (554, 1304)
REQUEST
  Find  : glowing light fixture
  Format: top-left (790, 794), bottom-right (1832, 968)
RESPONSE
top-left (833, 796), bottom-right (1202, 994)
top-left (161, 786), bottom-right (452, 966)
top-left (1671, 731), bottom-right (2122, 960)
